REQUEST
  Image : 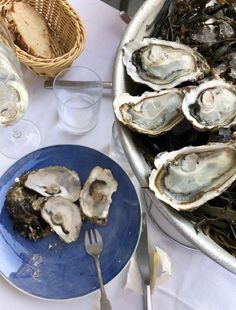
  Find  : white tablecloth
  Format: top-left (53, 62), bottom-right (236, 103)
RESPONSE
top-left (0, 1), bottom-right (235, 309)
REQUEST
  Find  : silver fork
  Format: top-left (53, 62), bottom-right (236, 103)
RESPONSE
top-left (84, 229), bottom-right (112, 310)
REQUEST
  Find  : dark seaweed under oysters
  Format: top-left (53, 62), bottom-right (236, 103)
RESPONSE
top-left (6, 176), bottom-right (51, 241)
top-left (151, 0), bottom-right (236, 83)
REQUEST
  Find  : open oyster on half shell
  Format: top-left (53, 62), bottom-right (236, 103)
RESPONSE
top-left (41, 196), bottom-right (82, 244)
top-left (182, 80), bottom-right (236, 132)
top-left (113, 89), bottom-right (185, 136)
top-left (123, 38), bottom-right (211, 91)
top-left (149, 143), bottom-right (236, 211)
top-left (79, 166), bottom-right (118, 224)
top-left (6, 165), bottom-right (82, 242)
top-left (24, 166), bottom-right (81, 202)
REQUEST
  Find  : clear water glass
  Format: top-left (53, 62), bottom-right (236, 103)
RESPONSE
top-left (53, 66), bottom-right (103, 135)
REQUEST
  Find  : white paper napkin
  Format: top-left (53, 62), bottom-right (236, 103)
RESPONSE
top-left (125, 243), bottom-right (171, 294)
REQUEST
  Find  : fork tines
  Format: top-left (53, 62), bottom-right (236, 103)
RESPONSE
top-left (84, 228), bottom-right (104, 256)
top-left (85, 228), bottom-right (102, 243)
top-left (85, 229), bottom-right (103, 245)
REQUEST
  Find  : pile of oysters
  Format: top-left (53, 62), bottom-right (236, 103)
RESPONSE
top-left (6, 165), bottom-right (118, 243)
top-left (113, 0), bottom-right (236, 254)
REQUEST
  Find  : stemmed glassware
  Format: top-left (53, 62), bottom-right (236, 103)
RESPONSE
top-left (0, 18), bottom-right (40, 159)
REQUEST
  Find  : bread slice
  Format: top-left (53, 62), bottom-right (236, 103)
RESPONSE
top-left (6, 2), bottom-right (52, 58)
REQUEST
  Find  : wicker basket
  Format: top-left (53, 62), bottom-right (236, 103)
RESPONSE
top-left (1, 0), bottom-right (86, 79)
top-left (0, 0), bottom-right (11, 7)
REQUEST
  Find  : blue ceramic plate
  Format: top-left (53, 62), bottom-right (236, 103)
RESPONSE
top-left (0, 145), bottom-right (141, 300)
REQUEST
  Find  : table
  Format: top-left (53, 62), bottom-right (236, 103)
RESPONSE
top-left (0, 1), bottom-right (235, 309)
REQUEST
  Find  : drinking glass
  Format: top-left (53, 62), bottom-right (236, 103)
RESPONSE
top-left (0, 18), bottom-right (40, 158)
top-left (53, 66), bottom-right (103, 135)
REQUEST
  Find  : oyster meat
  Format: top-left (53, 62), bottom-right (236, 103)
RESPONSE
top-left (149, 143), bottom-right (236, 211)
top-left (182, 80), bottom-right (236, 131)
top-left (79, 166), bottom-right (118, 224)
top-left (41, 196), bottom-right (82, 243)
top-left (24, 166), bottom-right (81, 202)
top-left (113, 89), bottom-right (185, 136)
top-left (123, 38), bottom-right (210, 91)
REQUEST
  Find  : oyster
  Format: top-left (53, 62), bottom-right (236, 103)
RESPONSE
top-left (123, 38), bottom-right (210, 91)
top-left (79, 166), bottom-right (118, 224)
top-left (113, 89), bottom-right (185, 136)
top-left (149, 143), bottom-right (236, 211)
top-left (6, 183), bottom-right (50, 241)
top-left (41, 196), bottom-right (82, 243)
top-left (182, 80), bottom-right (236, 131)
top-left (24, 166), bottom-right (81, 202)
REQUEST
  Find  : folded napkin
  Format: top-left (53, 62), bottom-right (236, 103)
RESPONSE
top-left (125, 243), bottom-right (171, 294)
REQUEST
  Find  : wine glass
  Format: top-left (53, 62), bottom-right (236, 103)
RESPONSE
top-left (0, 18), bottom-right (40, 159)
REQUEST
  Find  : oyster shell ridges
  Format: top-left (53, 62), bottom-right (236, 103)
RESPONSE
top-left (113, 89), bottom-right (185, 136)
top-left (24, 166), bottom-right (81, 202)
top-left (6, 183), bottom-right (50, 241)
top-left (123, 38), bottom-right (211, 91)
top-left (41, 196), bottom-right (82, 244)
top-left (79, 166), bottom-right (118, 224)
top-left (182, 79), bottom-right (236, 132)
top-left (149, 143), bottom-right (236, 211)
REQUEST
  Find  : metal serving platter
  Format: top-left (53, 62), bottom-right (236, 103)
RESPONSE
top-left (113, 0), bottom-right (236, 273)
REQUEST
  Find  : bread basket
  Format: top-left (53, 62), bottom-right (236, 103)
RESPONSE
top-left (1, 0), bottom-right (85, 79)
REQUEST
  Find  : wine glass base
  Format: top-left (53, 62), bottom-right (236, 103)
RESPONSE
top-left (0, 119), bottom-right (41, 159)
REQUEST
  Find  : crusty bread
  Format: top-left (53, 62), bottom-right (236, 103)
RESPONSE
top-left (6, 2), bottom-right (52, 58)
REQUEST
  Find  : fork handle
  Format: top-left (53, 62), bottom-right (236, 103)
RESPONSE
top-left (144, 284), bottom-right (152, 310)
top-left (94, 256), bottom-right (112, 310)
top-left (100, 295), bottom-right (112, 310)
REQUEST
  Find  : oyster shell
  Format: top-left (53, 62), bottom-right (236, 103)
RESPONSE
top-left (41, 196), bottom-right (82, 243)
top-left (6, 183), bottom-right (50, 241)
top-left (24, 166), bottom-right (81, 202)
top-left (123, 38), bottom-right (210, 91)
top-left (182, 80), bottom-right (236, 131)
top-left (149, 143), bottom-right (236, 211)
top-left (79, 166), bottom-right (118, 224)
top-left (113, 89), bottom-right (185, 136)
